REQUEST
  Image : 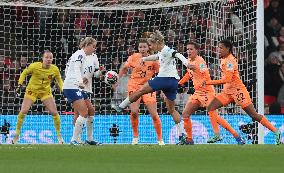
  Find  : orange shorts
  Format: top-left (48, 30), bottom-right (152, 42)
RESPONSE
top-left (128, 85), bottom-right (156, 105)
top-left (188, 91), bottom-right (215, 108)
top-left (216, 88), bottom-right (252, 108)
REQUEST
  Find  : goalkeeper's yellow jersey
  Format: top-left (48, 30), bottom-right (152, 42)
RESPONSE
top-left (18, 62), bottom-right (63, 93)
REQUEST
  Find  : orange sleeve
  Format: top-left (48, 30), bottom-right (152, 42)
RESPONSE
top-left (178, 71), bottom-right (191, 85)
top-left (206, 71), bottom-right (233, 85)
top-left (124, 55), bottom-right (133, 68)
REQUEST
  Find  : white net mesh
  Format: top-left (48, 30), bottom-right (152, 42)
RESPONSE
top-left (0, 0), bottom-right (261, 144)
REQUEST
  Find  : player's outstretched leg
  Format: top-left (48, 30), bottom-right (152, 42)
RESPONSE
top-left (243, 104), bottom-right (281, 145)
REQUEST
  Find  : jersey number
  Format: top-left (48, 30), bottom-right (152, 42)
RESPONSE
top-left (236, 92), bottom-right (245, 102)
top-left (84, 66), bottom-right (93, 74)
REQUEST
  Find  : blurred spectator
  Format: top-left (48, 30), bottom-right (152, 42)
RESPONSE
top-left (265, 0), bottom-right (284, 24)
top-left (265, 17), bottom-right (282, 38)
top-left (277, 62), bottom-right (284, 106)
top-left (268, 43), bottom-right (284, 62)
top-left (264, 55), bottom-right (282, 98)
top-left (271, 26), bottom-right (284, 48)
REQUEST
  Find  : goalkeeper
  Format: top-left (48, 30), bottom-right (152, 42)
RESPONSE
top-left (12, 50), bottom-right (64, 144)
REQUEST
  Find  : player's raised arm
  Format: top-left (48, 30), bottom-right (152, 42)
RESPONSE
top-left (178, 71), bottom-right (191, 85)
top-left (173, 51), bottom-right (188, 67)
top-left (142, 54), bottom-right (159, 61)
top-left (118, 55), bottom-right (133, 79)
top-left (206, 64), bottom-right (234, 85)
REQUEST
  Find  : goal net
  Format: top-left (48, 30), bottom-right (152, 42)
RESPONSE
top-left (0, 0), bottom-right (270, 144)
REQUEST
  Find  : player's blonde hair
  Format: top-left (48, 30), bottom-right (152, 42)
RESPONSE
top-left (147, 30), bottom-right (165, 45)
top-left (79, 37), bottom-right (97, 48)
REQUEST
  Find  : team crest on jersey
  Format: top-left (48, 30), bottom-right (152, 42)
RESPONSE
top-left (200, 63), bottom-right (206, 71)
top-left (76, 90), bottom-right (82, 96)
top-left (48, 75), bottom-right (52, 80)
top-left (226, 62), bottom-right (233, 70)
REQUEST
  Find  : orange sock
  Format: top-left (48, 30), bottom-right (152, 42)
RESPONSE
top-left (214, 113), bottom-right (239, 138)
top-left (130, 114), bottom-right (139, 137)
top-left (152, 116), bottom-right (162, 141)
top-left (260, 115), bottom-right (277, 132)
top-left (183, 117), bottom-right (192, 140)
top-left (208, 111), bottom-right (220, 134)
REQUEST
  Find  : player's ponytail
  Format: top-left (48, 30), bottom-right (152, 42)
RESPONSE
top-left (220, 39), bottom-right (233, 53)
top-left (148, 30), bottom-right (165, 45)
top-left (79, 37), bottom-right (96, 48)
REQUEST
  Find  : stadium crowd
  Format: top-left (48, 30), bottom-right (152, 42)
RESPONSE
top-left (0, 0), bottom-right (275, 116)
top-left (264, 0), bottom-right (284, 114)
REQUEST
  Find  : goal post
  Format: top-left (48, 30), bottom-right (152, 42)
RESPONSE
top-left (256, 0), bottom-right (264, 144)
top-left (0, 0), bottom-right (268, 144)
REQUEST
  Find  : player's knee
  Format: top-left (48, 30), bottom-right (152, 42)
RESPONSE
top-left (167, 108), bottom-right (175, 115)
top-left (50, 110), bottom-right (59, 116)
top-left (131, 111), bottom-right (139, 118)
top-left (182, 111), bottom-right (190, 119)
top-left (78, 110), bottom-right (88, 117)
top-left (20, 108), bottom-right (29, 115)
top-left (88, 108), bottom-right (95, 116)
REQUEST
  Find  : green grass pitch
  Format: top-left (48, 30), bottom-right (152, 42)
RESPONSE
top-left (0, 144), bottom-right (283, 173)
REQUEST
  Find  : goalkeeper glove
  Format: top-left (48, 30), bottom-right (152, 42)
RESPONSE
top-left (15, 85), bottom-right (22, 97)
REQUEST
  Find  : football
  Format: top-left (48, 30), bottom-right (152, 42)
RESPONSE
top-left (104, 71), bottom-right (118, 85)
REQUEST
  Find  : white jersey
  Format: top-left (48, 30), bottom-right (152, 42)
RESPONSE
top-left (63, 49), bottom-right (86, 89)
top-left (157, 45), bottom-right (180, 79)
top-left (81, 53), bottom-right (100, 93)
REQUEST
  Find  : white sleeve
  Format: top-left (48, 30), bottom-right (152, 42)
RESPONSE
top-left (174, 53), bottom-right (188, 67)
top-left (142, 54), bottom-right (159, 61)
top-left (93, 55), bottom-right (102, 78)
top-left (74, 56), bottom-right (83, 85)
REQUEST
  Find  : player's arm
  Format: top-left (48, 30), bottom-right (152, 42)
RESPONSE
top-left (54, 66), bottom-right (63, 92)
top-left (118, 57), bottom-right (132, 79)
top-left (206, 60), bottom-right (235, 85)
top-left (178, 71), bottom-right (191, 85)
top-left (172, 51), bottom-right (188, 67)
top-left (18, 63), bottom-right (34, 85)
top-left (93, 55), bottom-right (106, 78)
top-left (206, 71), bottom-right (233, 85)
top-left (142, 54), bottom-right (159, 61)
top-left (118, 64), bottom-right (129, 79)
top-left (73, 55), bottom-right (84, 88)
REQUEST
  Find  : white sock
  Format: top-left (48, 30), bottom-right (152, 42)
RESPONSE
top-left (71, 115), bottom-right (87, 142)
top-left (86, 116), bottom-right (93, 141)
top-left (119, 97), bottom-right (131, 109)
top-left (176, 122), bottom-right (183, 136)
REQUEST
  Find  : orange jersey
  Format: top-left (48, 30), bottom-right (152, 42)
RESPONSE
top-left (124, 53), bottom-right (159, 86)
top-left (179, 55), bottom-right (214, 93)
top-left (206, 54), bottom-right (246, 94)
